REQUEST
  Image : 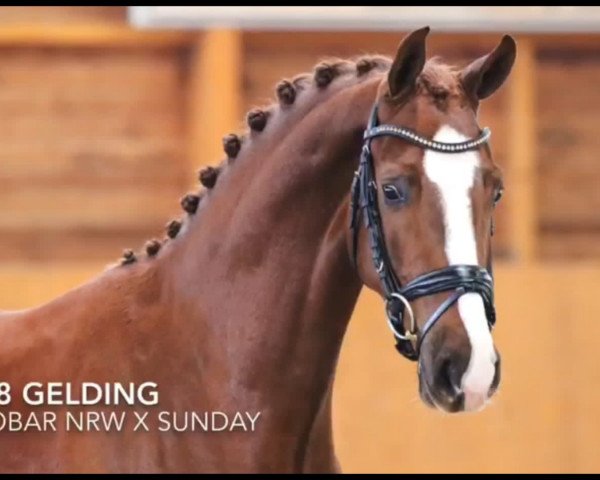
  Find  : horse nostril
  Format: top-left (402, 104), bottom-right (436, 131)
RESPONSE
top-left (436, 358), bottom-right (462, 396)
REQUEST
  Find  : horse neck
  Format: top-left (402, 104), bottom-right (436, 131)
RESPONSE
top-left (153, 74), bottom-right (380, 461)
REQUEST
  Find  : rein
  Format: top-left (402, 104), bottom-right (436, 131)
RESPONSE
top-left (350, 105), bottom-right (496, 361)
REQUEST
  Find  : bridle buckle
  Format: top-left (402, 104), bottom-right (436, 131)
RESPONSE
top-left (385, 293), bottom-right (417, 343)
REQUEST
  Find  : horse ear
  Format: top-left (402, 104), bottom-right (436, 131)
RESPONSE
top-left (460, 35), bottom-right (517, 102)
top-left (387, 26), bottom-right (430, 99)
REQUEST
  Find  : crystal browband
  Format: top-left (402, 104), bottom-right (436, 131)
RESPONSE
top-left (363, 125), bottom-right (491, 153)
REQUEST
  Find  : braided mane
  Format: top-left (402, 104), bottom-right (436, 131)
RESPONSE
top-left (117, 54), bottom-right (460, 266)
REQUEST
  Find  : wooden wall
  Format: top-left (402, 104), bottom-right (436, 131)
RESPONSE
top-left (0, 9), bottom-right (598, 263)
top-left (0, 7), bottom-right (192, 263)
top-left (0, 48), bottom-right (189, 261)
top-left (1, 6), bottom-right (600, 474)
top-left (537, 45), bottom-right (600, 259)
top-left (0, 7), bottom-right (125, 25)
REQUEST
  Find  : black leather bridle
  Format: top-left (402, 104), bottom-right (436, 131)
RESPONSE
top-left (350, 105), bottom-right (497, 361)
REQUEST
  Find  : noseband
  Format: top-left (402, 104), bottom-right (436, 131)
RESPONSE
top-left (350, 105), bottom-right (496, 361)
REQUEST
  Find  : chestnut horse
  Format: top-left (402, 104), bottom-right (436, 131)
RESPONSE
top-left (0, 28), bottom-right (516, 473)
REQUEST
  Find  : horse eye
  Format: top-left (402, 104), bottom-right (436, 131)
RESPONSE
top-left (493, 186), bottom-right (504, 206)
top-left (382, 184), bottom-right (407, 205)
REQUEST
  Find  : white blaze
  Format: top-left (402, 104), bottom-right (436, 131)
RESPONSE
top-left (423, 125), bottom-right (497, 412)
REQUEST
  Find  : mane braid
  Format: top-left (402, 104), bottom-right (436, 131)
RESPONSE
top-left (116, 55), bottom-right (398, 267)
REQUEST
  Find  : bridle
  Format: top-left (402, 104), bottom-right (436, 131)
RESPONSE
top-left (350, 105), bottom-right (497, 361)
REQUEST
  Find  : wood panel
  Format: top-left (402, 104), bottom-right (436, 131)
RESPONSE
top-left (188, 30), bottom-right (242, 187)
top-left (537, 46), bottom-right (600, 259)
top-left (1, 263), bottom-right (598, 472)
top-left (0, 9), bottom-right (193, 49)
top-left (0, 7), bottom-right (127, 25)
top-left (243, 32), bottom-right (511, 257)
top-left (507, 38), bottom-right (537, 262)
top-left (540, 229), bottom-right (600, 260)
top-left (0, 185), bottom-right (182, 230)
top-left (0, 48), bottom-right (189, 261)
top-left (244, 31), bottom-right (600, 56)
top-left (0, 263), bottom-right (106, 310)
top-left (0, 228), bottom-right (162, 264)
top-left (0, 26), bottom-right (193, 49)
